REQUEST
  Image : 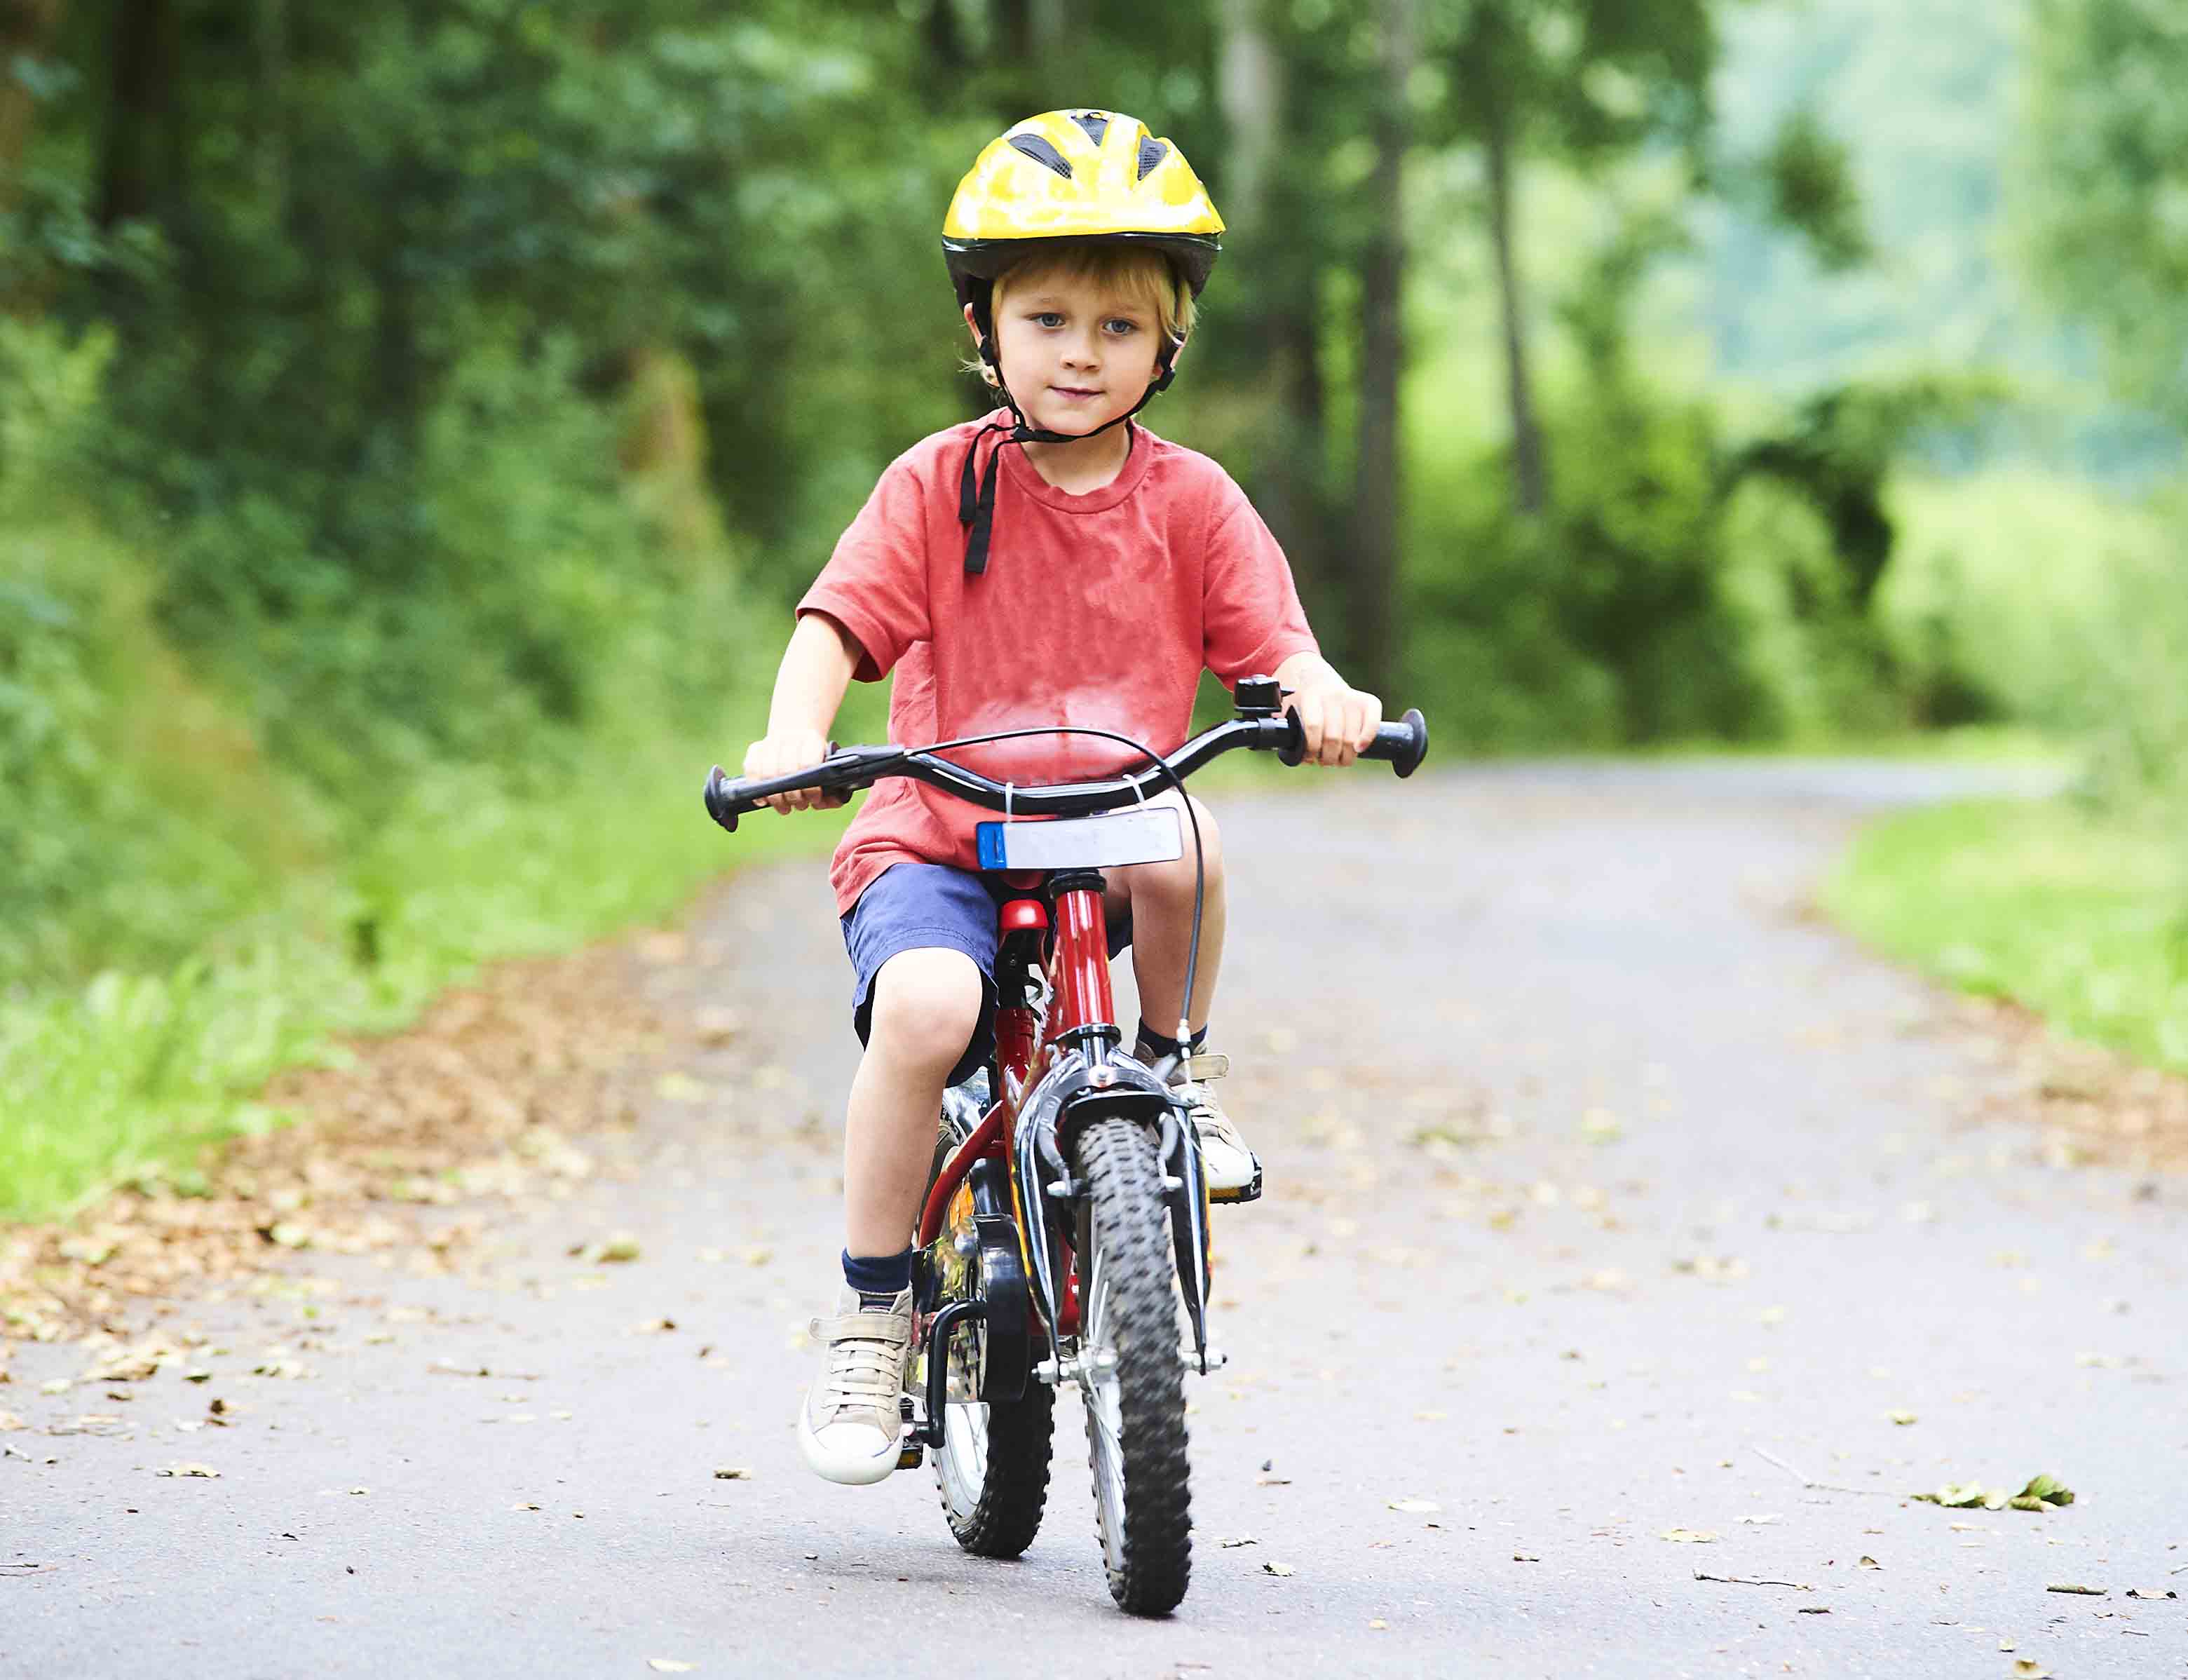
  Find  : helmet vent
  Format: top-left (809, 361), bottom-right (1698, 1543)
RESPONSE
top-left (1007, 134), bottom-right (1074, 179)
top-left (1136, 137), bottom-right (1169, 182)
top-left (1071, 111), bottom-right (1110, 146)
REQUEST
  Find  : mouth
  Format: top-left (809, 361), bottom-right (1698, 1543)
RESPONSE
top-left (1049, 386), bottom-right (1103, 400)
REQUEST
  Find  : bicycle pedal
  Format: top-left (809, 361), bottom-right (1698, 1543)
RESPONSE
top-left (1207, 1172), bottom-right (1263, 1205)
top-left (896, 1442), bottom-right (925, 1470)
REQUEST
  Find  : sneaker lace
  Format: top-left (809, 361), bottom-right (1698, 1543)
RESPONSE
top-left (810, 1310), bottom-right (908, 1420)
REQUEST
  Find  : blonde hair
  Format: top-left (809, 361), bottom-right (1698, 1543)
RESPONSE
top-left (965, 243), bottom-right (1195, 387)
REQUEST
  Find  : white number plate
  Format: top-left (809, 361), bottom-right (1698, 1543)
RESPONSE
top-left (975, 807), bottom-right (1183, 872)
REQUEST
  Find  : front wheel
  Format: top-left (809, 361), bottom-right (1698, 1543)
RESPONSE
top-left (1072, 1115), bottom-right (1191, 1615)
top-left (927, 1081), bottom-right (1054, 1558)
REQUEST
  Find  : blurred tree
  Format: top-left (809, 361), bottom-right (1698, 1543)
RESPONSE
top-left (1431, 0), bottom-right (1722, 516)
top-left (1753, 105), bottom-right (1868, 273)
top-left (2020, 0), bottom-right (2188, 428)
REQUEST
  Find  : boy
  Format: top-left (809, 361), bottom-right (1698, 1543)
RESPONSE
top-left (740, 111), bottom-right (1383, 1485)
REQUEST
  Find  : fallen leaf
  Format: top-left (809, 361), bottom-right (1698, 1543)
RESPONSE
top-left (2011, 1474), bottom-right (2074, 1511)
top-left (713, 1467), bottom-right (752, 1480)
top-left (1387, 1498), bottom-right (1441, 1515)
top-left (1857, 1555), bottom-right (1880, 1569)
top-left (1888, 1411), bottom-right (1917, 1425)
top-left (2045, 1583), bottom-right (2106, 1595)
top-left (1368, 1618), bottom-right (1388, 1630)
top-left (1661, 1529), bottom-right (1718, 1544)
top-left (576, 1234), bottom-right (642, 1264)
top-left (1263, 1561), bottom-right (1295, 1577)
top-left (1216, 1535), bottom-right (1258, 1548)
top-left (156, 1463), bottom-right (219, 1477)
top-left (1513, 1552), bottom-right (1541, 1563)
top-left (647, 1661), bottom-right (697, 1674)
top-left (2125, 1587), bottom-right (2177, 1600)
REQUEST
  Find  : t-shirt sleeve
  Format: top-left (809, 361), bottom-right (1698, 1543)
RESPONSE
top-left (796, 454), bottom-right (932, 683)
top-left (1200, 479), bottom-right (1320, 687)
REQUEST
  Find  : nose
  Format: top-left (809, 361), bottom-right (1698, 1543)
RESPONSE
top-left (1061, 325), bottom-right (1101, 370)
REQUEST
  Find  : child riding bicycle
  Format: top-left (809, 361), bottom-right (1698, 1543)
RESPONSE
top-left (737, 110), bottom-right (1385, 1486)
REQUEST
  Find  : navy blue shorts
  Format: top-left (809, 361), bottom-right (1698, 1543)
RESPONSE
top-left (843, 862), bottom-right (1134, 1087)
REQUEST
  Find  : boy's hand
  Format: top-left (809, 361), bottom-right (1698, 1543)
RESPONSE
top-left (1287, 680), bottom-right (1384, 768)
top-left (741, 730), bottom-right (848, 813)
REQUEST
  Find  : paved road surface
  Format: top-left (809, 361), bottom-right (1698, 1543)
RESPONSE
top-left (8, 761), bottom-right (2184, 1679)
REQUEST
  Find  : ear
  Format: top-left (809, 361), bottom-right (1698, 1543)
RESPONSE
top-left (963, 301), bottom-right (983, 346)
top-left (1165, 334), bottom-right (1188, 378)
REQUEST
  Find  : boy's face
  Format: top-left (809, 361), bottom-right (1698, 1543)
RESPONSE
top-left (970, 266), bottom-right (1172, 438)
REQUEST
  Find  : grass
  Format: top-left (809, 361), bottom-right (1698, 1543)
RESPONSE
top-left (1826, 797), bottom-right (2188, 1076)
top-left (0, 736), bottom-right (852, 1223)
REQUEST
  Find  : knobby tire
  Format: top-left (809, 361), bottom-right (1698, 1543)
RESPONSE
top-left (1073, 1114), bottom-right (1192, 1615)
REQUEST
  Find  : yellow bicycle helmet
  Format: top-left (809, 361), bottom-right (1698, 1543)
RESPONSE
top-left (942, 108), bottom-right (1225, 309)
top-left (942, 110), bottom-right (1224, 575)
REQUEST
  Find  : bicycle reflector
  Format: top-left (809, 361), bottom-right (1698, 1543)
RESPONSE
top-left (974, 807), bottom-right (1184, 872)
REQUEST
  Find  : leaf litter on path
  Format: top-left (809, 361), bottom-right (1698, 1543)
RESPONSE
top-left (3, 940), bottom-right (671, 1347)
top-left (1912, 1475), bottom-right (2074, 1512)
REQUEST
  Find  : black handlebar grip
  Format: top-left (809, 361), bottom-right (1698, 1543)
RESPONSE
top-left (704, 766), bottom-right (744, 833)
top-left (1365, 708), bottom-right (1429, 778)
top-left (1276, 707), bottom-right (1429, 775)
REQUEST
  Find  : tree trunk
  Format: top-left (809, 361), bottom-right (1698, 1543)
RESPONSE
top-left (923, 0), bottom-right (963, 72)
top-left (1482, 88), bottom-right (1547, 515)
top-left (1218, 0), bottom-right (1336, 648)
top-left (0, 0), bottom-right (64, 214)
top-left (97, 0), bottom-right (184, 228)
top-left (1347, 0), bottom-right (1412, 698)
top-left (252, 0), bottom-right (287, 213)
top-left (1217, 0), bottom-right (1279, 230)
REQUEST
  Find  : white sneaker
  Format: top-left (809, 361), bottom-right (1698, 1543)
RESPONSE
top-left (1173, 1052), bottom-right (1263, 1203)
top-left (797, 1284), bottom-right (914, 1485)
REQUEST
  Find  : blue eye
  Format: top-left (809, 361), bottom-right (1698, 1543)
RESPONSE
top-left (1103, 318), bottom-right (1140, 336)
top-left (1033, 311), bottom-right (1065, 328)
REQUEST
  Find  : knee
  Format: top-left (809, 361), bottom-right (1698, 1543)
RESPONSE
top-left (1143, 796), bottom-right (1220, 897)
top-left (868, 948), bottom-right (984, 1069)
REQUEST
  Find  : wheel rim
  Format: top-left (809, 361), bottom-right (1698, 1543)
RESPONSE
top-left (935, 1278), bottom-right (991, 1519)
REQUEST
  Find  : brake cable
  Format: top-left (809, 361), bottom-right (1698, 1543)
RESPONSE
top-left (900, 722), bottom-right (1211, 1073)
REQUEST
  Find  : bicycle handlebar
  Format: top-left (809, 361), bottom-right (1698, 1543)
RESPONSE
top-left (702, 706), bottom-right (1429, 834)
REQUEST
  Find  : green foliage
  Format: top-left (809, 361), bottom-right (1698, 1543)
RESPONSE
top-left (1829, 797), bottom-right (2188, 1074)
top-left (0, 745), bottom-right (850, 1220)
top-left (1752, 107), bottom-right (1870, 273)
top-left (2020, 0), bottom-right (2188, 426)
top-left (1875, 470), bottom-right (2173, 733)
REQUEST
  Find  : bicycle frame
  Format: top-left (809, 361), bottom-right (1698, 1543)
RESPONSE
top-left (913, 867), bottom-right (1216, 1377)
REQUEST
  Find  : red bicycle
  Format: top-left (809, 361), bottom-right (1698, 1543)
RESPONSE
top-left (705, 675), bottom-right (1427, 1615)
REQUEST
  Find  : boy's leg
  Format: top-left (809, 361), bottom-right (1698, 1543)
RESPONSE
top-left (801, 945), bottom-right (985, 1486)
top-left (1108, 790), bottom-right (1225, 1037)
top-left (842, 947), bottom-right (985, 1255)
top-left (1108, 794), bottom-right (1261, 1199)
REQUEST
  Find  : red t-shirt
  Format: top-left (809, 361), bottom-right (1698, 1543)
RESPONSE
top-left (797, 419), bottom-right (1319, 916)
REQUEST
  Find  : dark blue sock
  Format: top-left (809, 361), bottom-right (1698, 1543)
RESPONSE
top-left (1135, 1022), bottom-right (1208, 1062)
top-left (842, 1246), bottom-right (912, 1306)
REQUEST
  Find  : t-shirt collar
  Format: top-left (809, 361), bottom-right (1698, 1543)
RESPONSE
top-left (996, 419), bottom-right (1157, 514)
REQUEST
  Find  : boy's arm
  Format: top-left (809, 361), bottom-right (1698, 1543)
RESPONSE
top-left (742, 613), bottom-right (865, 812)
top-left (1273, 648), bottom-right (1383, 770)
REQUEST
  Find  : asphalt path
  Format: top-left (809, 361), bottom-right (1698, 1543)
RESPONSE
top-left (8, 759), bottom-right (2184, 1680)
